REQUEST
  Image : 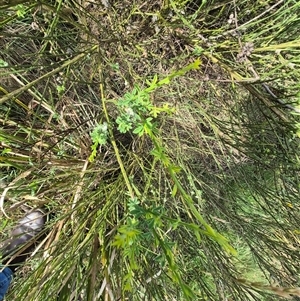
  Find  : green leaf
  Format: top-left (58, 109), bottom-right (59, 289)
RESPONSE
top-left (133, 124), bottom-right (144, 136)
top-left (157, 76), bottom-right (170, 87)
top-left (1, 148), bottom-right (12, 155)
top-left (116, 115), bottom-right (133, 133)
top-left (172, 184), bottom-right (178, 197)
top-left (90, 122), bottom-right (108, 145)
top-left (0, 59), bottom-right (8, 67)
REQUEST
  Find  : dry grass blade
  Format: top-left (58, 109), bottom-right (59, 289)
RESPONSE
top-left (0, 0), bottom-right (299, 300)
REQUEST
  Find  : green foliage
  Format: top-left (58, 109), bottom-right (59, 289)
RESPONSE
top-left (1, 1), bottom-right (300, 301)
top-left (56, 84), bottom-right (65, 95)
top-left (0, 59), bottom-right (8, 67)
top-left (113, 200), bottom-right (199, 299)
top-left (115, 60), bottom-right (199, 137)
top-left (89, 122), bottom-right (108, 162)
top-left (15, 4), bottom-right (26, 18)
top-left (115, 84), bottom-right (165, 135)
top-left (109, 58), bottom-right (237, 292)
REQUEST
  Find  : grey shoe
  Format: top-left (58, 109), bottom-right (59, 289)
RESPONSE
top-left (2, 210), bottom-right (46, 271)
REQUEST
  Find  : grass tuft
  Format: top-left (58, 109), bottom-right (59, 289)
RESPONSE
top-left (1, 0), bottom-right (300, 300)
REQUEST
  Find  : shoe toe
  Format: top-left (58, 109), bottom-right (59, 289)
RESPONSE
top-left (2, 210), bottom-right (46, 256)
top-left (19, 211), bottom-right (45, 232)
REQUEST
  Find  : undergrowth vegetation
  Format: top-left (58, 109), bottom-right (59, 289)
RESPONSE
top-left (0, 0), bottom-right (300, 300)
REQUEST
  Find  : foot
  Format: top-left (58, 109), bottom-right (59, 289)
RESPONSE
top-left (2, 210), bottom-right (46, 271)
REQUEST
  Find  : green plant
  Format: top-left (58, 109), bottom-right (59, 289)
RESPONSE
top-left (1, 1), bottom-right (300, 300)
top-left (89, 122), bottom-right (108, 161)
top-left (15, 4), bottom-right (26, 18)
